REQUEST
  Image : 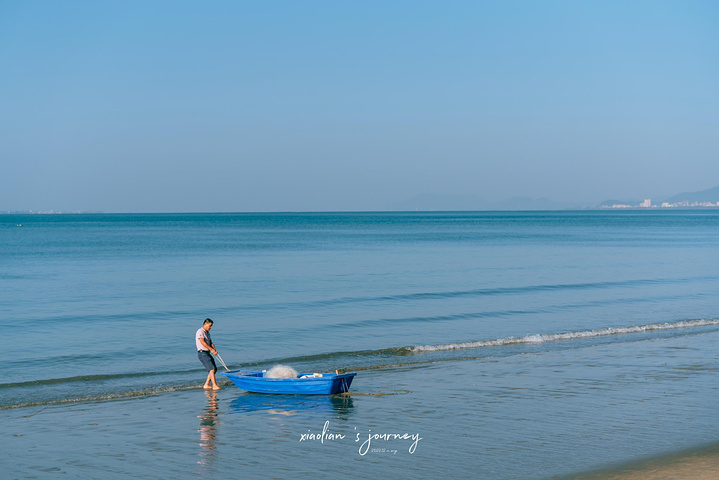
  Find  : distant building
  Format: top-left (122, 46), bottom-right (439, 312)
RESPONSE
top-left (640, 198), bottom-right (651, 208)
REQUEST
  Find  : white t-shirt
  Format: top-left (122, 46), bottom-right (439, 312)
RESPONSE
top-left (196, 327), bottom-right (212, 351)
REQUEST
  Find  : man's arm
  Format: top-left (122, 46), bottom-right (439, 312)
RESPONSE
top-left (198, 337), bottom-right (218, 355)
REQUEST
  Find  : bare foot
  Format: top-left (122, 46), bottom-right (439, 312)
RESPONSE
top-left (212, 385), bottom-right (221, 390)
top-left (203, 384), bottom-right (212, 389)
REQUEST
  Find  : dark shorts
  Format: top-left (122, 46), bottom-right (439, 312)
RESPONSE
top-left (198, 350), bottom-right (217, 371)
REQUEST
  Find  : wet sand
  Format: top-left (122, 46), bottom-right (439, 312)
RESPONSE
top-left (564, 444), bottom-right (719, 480)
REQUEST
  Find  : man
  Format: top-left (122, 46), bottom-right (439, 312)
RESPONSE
top-left (196, 318), bottom-right (220, 390)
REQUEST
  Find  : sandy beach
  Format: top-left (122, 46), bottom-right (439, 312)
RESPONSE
top-left (565, 444), bottom-right (719, 480)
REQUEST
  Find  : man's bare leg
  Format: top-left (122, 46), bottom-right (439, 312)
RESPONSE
top-left (203, 369), bottom-right (215, 389)
top-left (208, 369), bottom-right (220, 390)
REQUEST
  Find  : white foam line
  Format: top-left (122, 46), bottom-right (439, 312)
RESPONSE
top-left (410, 319), bottom-right (719, 353)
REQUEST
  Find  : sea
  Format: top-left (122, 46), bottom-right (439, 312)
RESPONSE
top-left (2, 211), bottom-right (718, 479)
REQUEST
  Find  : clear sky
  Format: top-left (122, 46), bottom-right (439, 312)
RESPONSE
top-left (1, 1), bottom-right (718, 212)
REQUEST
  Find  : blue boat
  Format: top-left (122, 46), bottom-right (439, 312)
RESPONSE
top-left (221, 370), bottom-right (357, 395)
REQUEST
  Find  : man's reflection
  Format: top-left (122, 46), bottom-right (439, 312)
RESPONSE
top-left (198, 390), bottom-right (219, 466)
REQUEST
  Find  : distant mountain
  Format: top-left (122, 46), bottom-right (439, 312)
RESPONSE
top-left (662, 185), bottom-right (719, 204)
top-left (596, 185), bottom-right (719, 208)
top-left (390, 185), bottom-right (719, 212)
top-left (596, 199), bottom-right (641, 207)
top-left (496, 196), bottom-right (581, 210)
top-left (388, 194), bottom-right (580, 211)
top-left (388, 194), bottom-right (491, 211)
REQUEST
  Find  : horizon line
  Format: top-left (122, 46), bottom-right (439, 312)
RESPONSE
top-left (5, 207), bottom-right (719, 215)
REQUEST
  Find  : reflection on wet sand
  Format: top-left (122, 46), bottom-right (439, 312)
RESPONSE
top-left (198, 390), bottom-right (219, 467)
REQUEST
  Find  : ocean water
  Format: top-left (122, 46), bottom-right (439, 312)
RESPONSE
top-left (2, 211), bottom-right (719, 479)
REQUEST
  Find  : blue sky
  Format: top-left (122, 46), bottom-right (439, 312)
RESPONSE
top-left (1, 1), bottom-right (718, 212)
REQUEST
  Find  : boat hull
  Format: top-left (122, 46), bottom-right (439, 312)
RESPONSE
top-left (221, 370), bottom-right (356, 395)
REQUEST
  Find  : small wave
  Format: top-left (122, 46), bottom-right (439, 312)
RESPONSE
top-left (21, 274), bottom-right (719, 327)
top-left (0, 383), bottom-right (211, 411)
top-left (410, 319), bottom-right (719, 353)
top-left (0, 368), bottom-right (202, 390)
top-left (219, 274), bottom-right (719, 313)
top-left (271, 292), bottom-right (709, 338)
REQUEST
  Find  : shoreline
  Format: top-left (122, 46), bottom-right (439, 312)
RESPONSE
top-left (4, 208), bottom-right (719, 216)
top-left (563, 443), bottom-right (719, 479)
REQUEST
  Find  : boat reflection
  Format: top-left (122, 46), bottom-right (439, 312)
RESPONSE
top-left (229, 393), bottom-right (354, 419)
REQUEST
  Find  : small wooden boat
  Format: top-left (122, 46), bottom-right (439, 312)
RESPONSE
top-left (221, 369), bottom-right (357, 395)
